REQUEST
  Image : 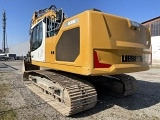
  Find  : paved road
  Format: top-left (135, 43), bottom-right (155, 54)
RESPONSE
top-left (0, 60), bottom-right (22, 72)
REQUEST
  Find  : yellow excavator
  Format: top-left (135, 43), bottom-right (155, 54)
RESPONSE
top-left (23, 5), bottom-right (151, 116)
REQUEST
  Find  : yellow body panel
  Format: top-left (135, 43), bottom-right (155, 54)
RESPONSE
top-left (31, 10), bottom-right (151, 76)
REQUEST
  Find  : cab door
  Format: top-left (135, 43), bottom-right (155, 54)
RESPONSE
top-left (30, 20), bottom-right (45, 62)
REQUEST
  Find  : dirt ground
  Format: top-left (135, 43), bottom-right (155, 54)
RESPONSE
top-left (0, 60), bottom-right (160, 120)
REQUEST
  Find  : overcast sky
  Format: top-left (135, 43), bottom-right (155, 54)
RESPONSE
top-left (0, 0), bottom-right (160, 48)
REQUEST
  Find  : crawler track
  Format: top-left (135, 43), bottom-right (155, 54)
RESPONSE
top-left (110, 74), bottom-right (136, 96)
top-left (82, 74), bottom-right (136, 97)
top-left (23, 70), bottom-right (97, 116)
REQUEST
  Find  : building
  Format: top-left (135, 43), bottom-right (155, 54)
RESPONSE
top-left (9, 41), bottom-right (30, 59)
top-left (142, 17), bottom-right (160, 66)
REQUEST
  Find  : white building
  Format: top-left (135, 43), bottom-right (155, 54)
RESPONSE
top-left (9, 41), bottom-right (30, 59)
top-left (142, 16), bottom-right (160, 66)
top-left (151, 36), bottom-right (160, 64)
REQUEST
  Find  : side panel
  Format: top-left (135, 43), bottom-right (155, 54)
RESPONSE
top-left (56, 27), bottom-right (80, 62)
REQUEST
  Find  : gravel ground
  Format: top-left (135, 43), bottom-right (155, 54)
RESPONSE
top-left (0, 61), bottom-right (160, 120)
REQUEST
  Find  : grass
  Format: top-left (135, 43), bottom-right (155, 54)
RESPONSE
top-left (0, 110), bottom-right (17, 120)
top-left (0, 81), bottom-right (17, 120)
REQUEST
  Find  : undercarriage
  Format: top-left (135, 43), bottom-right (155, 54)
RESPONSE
top-left (23, 70), bottom-right (97, 116)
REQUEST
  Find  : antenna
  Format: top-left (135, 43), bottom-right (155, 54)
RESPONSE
top-left (2, 9), bottom-right (7, 53)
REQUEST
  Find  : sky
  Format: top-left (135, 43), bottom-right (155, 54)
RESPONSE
top-left (0, 0), bottom-right (160, 48)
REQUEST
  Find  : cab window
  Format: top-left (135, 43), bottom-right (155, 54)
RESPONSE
top-left (30, 21), bottom-right (43, 51)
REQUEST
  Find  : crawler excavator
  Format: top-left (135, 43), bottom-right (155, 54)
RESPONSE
top-left (23, 5), bottom-right (151, 116)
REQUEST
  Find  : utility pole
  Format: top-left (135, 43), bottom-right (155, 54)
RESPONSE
top-left (2, 10), bottom-right (6, 53)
